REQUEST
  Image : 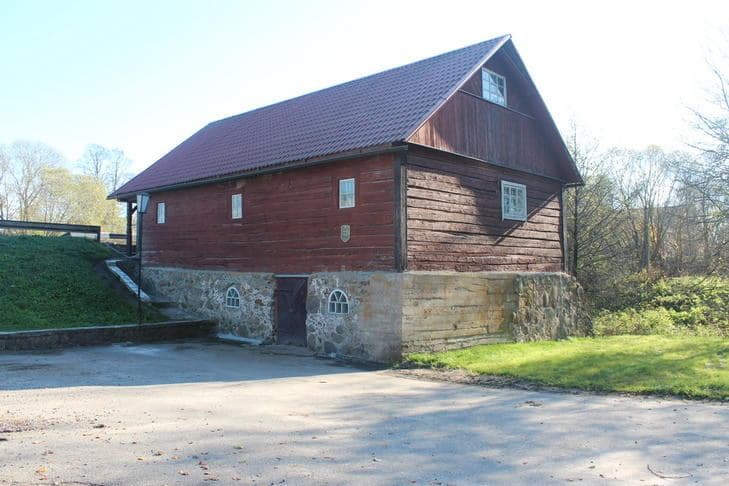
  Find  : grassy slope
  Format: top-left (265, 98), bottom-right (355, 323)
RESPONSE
top-left (406, 336), bottom-right (729, 400)
top-left (0, 235), bottom-right (162, 331)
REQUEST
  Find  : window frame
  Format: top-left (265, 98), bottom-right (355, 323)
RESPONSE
top-left (338, 178), bottom-right (356, 209)
top-left (225, 286), bottom-right (241, 308)
top-left (231, 193), bottom-right (243, 220)
top-left (501, 180), bottom-right (527, 221)
top-left (327, 289), bottom-right (350, 314)
top-left (156, 202), bottom-right (166, 224)
top-left (482, 68), bottom-right (507, 107)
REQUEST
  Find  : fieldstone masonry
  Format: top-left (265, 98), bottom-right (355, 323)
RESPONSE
top-left (142, 267), bottom-right (589, 363)
top-left (512, 273), bottom-right (588, 341)
top-left (306, 272), bottom-right (402, 362)
top-left (143, 267), bottom-right (276, 343)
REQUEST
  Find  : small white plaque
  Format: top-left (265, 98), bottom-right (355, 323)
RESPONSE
top-left (340, 224), bottom-right (351, 243)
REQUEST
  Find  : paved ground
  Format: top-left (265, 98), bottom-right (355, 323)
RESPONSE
top-left (1, 341), bottom-right (727, 485)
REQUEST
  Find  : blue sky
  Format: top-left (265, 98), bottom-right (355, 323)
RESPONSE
top-left (1, 0), bottom-right (728, 173)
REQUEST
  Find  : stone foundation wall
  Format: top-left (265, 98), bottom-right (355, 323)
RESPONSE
top-left (143, 267), bottom-right (275, 342)
top-left (512, 273), bottom-right (588, 341)
top-left (306, 272), bottom-right (402, 363)
top-left (142, 266), bottom-right (588, 363)
top-left (400, 272), bottom-right (590, 355)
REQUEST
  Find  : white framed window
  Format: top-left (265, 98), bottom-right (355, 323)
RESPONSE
top-left (501, 180), bottom-right (527, 221)
top-left (156, 202), bottom-right (166, 224)
top-left (482, 68), bottom-right (507, 107)
top-left (339, 178), bottom-right (355, 208)
top-left (231, 193), bottom-right (243, 219)
top-left (328, 289), bottom-right (349, 314)
top-left (225, 287), bottom-right (241, 308)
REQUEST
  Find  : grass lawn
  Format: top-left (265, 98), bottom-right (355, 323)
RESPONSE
top-left (0, 235), bottom-right (164, 331)
top-left (405, 335), bottom-right (729, 400)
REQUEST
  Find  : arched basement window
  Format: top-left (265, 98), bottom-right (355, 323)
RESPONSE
top-left (226, 287), bottom-right (241, 308)
top-left (328, 289), bottom-right (349, 314)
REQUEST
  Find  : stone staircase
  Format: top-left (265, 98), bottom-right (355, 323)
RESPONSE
top-left (104, 256), bottom-right (200, 321)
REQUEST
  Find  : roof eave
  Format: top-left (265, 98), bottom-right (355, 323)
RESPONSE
top-left (109, 142), bottom-right (408, 201)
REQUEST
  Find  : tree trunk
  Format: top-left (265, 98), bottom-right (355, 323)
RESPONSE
top-left (571, 186), bottom-right (580, 277)
top-left (641, 205), bottom-right (651, 270)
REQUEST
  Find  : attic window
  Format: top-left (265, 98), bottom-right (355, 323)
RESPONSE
top-left (482, 68), bottom-right (507, 107)
top-left (501, 180), bottom-right (527, 221)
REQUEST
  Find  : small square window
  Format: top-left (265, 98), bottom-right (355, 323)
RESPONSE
top-left (339, 178), bottom-right (355, 208)
top-left (482, 68), bottom-right (507, 107)
top-left (501, 181), bottom-right (526, 221)
top-left (231, 193), bottom-right (243, 219)
top-left (156, 202), bottom-right (166, 224)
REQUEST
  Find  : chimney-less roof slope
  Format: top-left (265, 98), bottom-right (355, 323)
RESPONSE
top-left (112, 35), bottom-right (510, 197)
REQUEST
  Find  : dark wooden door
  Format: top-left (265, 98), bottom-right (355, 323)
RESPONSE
top-left (275, 277), bottom-right (308, 346)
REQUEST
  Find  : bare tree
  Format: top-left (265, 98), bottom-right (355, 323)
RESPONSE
top-left (8, 141), bottom-right (64, 221)
top-left (677, 39), bottom-right (729, 273)
top-left (0, 145), bottom-right (11, 220)
top-left (78, 144), bottom-right (108, 181)
top-left (608, 146), bottom-right (675, 271)
top-left (79, 144), bottom-right (132, 193)
top-left (564, 122), bottom-right (621, 277)
top-left (106, 148), bottom-right (131, 193)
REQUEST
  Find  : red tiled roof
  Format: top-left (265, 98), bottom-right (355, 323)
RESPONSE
top-left (112, 35), bottom-right (510, 198)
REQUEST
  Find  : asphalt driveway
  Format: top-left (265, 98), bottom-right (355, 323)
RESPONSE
top-left (1, 340), bottom-right (727, 485)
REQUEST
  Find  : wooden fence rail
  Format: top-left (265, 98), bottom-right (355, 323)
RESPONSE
top-left (0, 219), bottom-right (101, 241)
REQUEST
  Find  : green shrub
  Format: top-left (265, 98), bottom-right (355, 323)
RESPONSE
top-left (594, 308), bottom-right (678, 336)
top-left (592, 275), bottom-right (729, 337)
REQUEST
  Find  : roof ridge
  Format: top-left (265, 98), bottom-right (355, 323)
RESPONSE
top-left (209, 34), bottom-right (511, 127)
top-left (402, 34), bottom-right (511, 141)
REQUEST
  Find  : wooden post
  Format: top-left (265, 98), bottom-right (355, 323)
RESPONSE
top-left (560, 185), bottom-right (568, 273)
top-left (393, 151), bottom-right (408, 272)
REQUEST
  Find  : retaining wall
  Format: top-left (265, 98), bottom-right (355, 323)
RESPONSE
top-left (0, 320), bottom-right (215, 352)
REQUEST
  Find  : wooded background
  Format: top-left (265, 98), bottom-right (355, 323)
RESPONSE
top-left (0, 142), bottom-right (129, 232)
top-left (564, 52), bottom-right (729, 308)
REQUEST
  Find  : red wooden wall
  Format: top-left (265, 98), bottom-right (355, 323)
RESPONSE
top-left (409, 50), bottom-right (569, 181)
top-left (405, 147), bottom-right (564, 272)
top-left (141, 153), bottom-right (396, 273)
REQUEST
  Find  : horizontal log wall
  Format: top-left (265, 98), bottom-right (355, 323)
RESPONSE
top-left (141, 154), bottom-right (396, 273)
top-left (405, 148), bottom-right (564, 272)
top-left (409, 49), bottom-right (566, 180)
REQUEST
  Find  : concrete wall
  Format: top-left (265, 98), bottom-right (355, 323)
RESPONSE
top-left (401, 272), bottom-right (516, 354)
top-left (143, 266), bottom-right (589, 363)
